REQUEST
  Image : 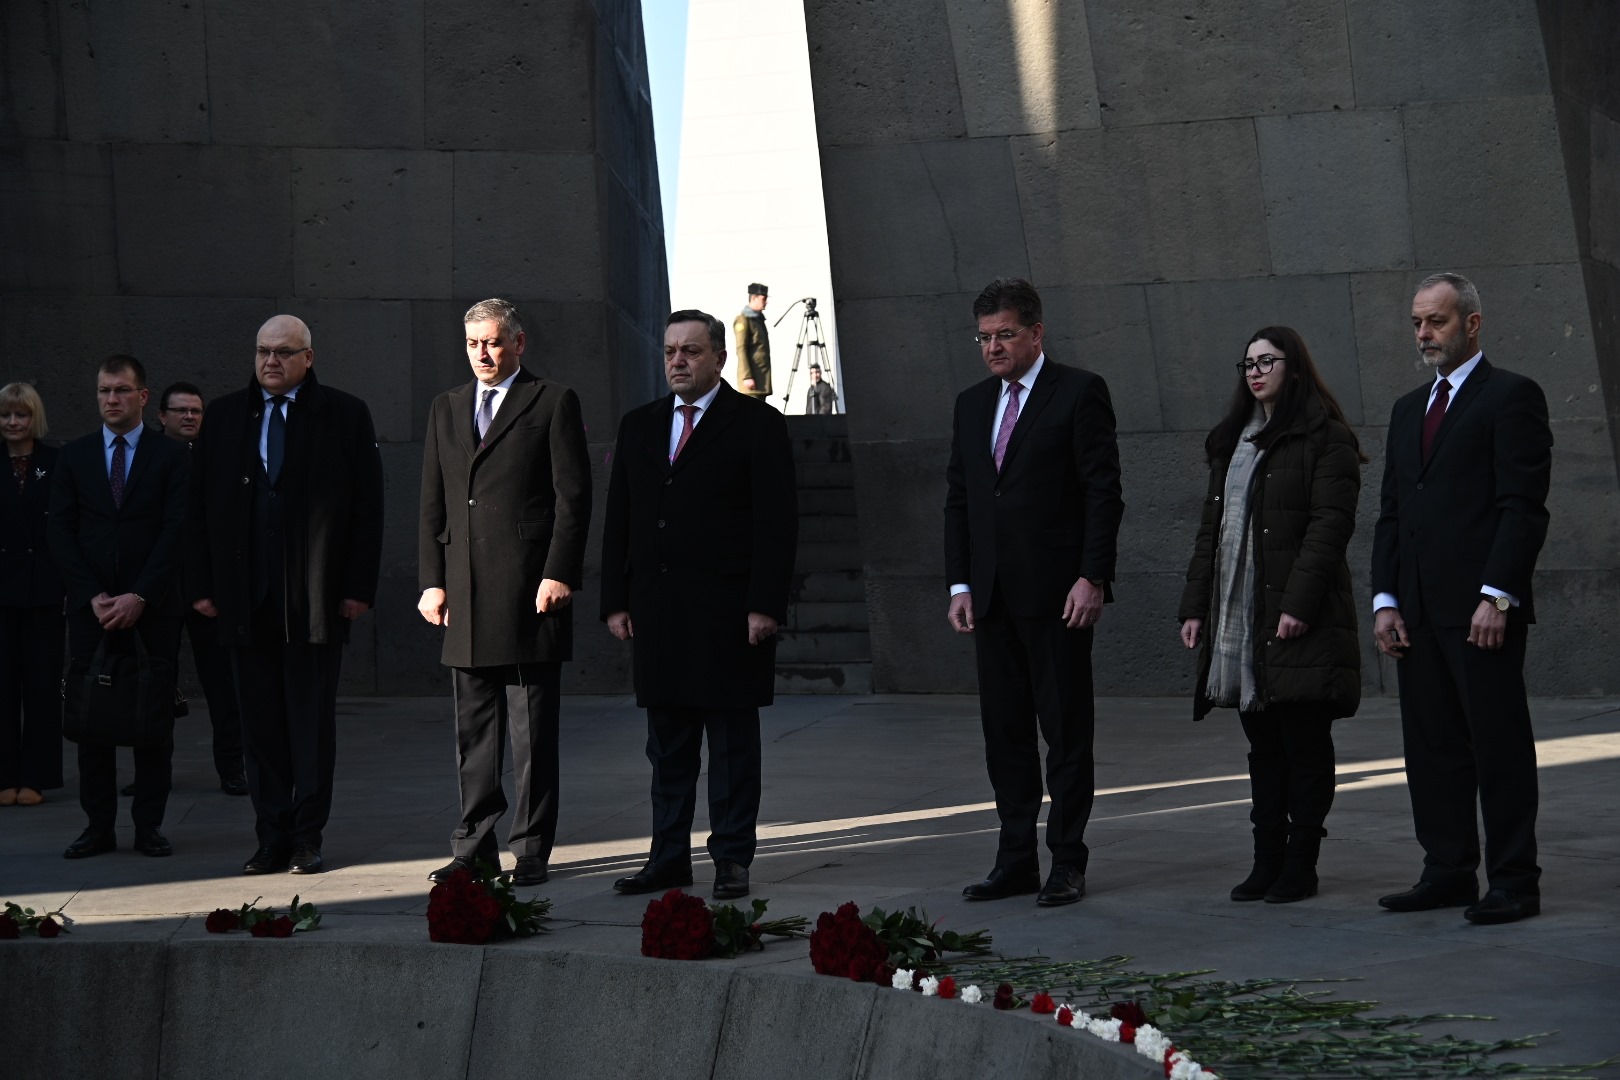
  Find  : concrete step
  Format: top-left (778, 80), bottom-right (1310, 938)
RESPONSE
top-left (795, 461), bottom-right (854, 489)
top-left (795, 542), bottom-right (863, 573)
top-left (784, 600), bottom-right (869, 632)
top-left (798, 488), bottom-right (857, 515)
top-left (797, 515), bottom-right (859, 543)
top-left (790, 436), bottom-right (851, 464)
top-left (774, 661), bottom-right (873, 695)
top-left (775, 631), bottom-right (871, 663)
top-left (792, 570), bottom-right (865, 602)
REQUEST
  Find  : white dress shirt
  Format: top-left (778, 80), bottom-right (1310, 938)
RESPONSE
top-left (950, 354), bottom-right (1046, 596)
top-left (258, 383), bottom-right (303, 472)
top-left (668, 381), bottom-right (724, 461)
top-left (102, 422), bottom-right (146, 477)
top-left (472, 369), bottom-right (520, 431)
top-left (1373, 351), bottom-right (1518, 613)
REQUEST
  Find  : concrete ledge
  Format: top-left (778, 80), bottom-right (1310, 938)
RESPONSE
top-left (9, 939), bottom-right (1159, 1080)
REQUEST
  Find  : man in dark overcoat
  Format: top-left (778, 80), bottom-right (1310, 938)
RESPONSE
top-left (944, 277), bottom-right (1125, 907)
top-left (601, 309), bottom-right (797, 900)
top-left (1371, 273), bottom-right (1553, 925)
top-left (189, 315), bottom-right (384, 876)
top-left (51, 355), bottom-right (189, 858)
top-left (418, 299), bottom-right (592, 888)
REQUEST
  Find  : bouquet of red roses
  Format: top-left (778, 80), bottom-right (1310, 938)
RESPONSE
top-left (204, 895), bottom-right (320, 937)
top-left (640, 889), bottom-right (809, 961)
top-left (427, 864), bottom-right (549, 945)
top-left (0, 899), bottom-right (72, 939)
top-left (810, 902), bottom-right (992, 982)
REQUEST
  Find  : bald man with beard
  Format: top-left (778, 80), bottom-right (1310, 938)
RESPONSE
top-left (188, 315), bottom-right (384, 876)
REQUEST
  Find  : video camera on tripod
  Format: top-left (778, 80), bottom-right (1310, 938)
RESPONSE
top-left (775, 297), bottom-right (829, 410)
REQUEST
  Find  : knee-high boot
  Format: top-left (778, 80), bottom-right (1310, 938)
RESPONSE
top-left (1265, 720), bottom-right (1335, 904)
top-left (1231, 748), bottom-right (1288, 901)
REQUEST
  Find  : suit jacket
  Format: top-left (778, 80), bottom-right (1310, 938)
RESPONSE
top-left (600, 381), bottom-right (797, 708)
top-left (944, 359), bottom-right (1125, 619)
top-left (188, 370), bottom-right (384, 646)
top-left (1371, 357), bottom-right (1552, 628)
top-left (1, 442), bottom-right (65, 608)
top-left (48, 426), bottom-right (188, 618)
top-left (419, 368), bottom-right (592, 668)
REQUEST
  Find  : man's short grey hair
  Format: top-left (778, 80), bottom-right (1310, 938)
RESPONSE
top-left (464, 298), bottom-right (524, 340)
top-left (1416, 272), bottom-right (1481, 320)
top-left (667, 309), bottom-right (726, 354)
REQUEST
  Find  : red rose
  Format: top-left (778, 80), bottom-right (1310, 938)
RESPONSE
top-left (37, 917), bottom-right (60, 939)
top-left (937, 975), bottom-right (957, 999)
top-left (270, 915), bottom-right (294, 938)
top-left (1057, 1005), bottom-right (1074, 1026)
top-left (993, 983), bottom-right (1017, 1010)
top-left (1030, 991), bottom-right (1056, 1014)
top-left (1120, 1023), bottom-right (1137, 1044)
top-left (205, 909), bottom-right (240, 934)
top-left (0, 914), bottom-right (20, 940)
top-left (1111, 1001), bottom-right (1149, 1027)
top-left (249, 920), bottom-right (273, 938)
top-left (640, 889), bottom-right (714, 960)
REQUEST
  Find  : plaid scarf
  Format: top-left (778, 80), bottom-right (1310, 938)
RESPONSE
top-left (1206, 408), bottom-right (1267, 711)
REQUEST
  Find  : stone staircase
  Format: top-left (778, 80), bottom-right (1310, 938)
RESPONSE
top-left (776, 415), bottom-right (872, 694)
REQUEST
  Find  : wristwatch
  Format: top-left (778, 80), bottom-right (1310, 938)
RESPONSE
top-left (1482, 594), bottom-right (1510, 612)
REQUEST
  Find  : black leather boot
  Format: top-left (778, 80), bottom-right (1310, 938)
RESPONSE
top-left (1265, 829), bottom-right (1322, 903)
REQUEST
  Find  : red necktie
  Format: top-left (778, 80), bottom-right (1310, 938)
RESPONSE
top-left (1421, 378), bottom-right (1450, 463)
top-left (670, 404), bottom-right (697, 463)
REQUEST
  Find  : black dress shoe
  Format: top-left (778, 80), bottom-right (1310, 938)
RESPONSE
top-left (1037, 864), bottom-right (1086, 906)
top-left (713, 860), bottom-right (750, 900)
top-left (1464, 887), bottom-right (1540, 925)
top-left (429, 856), bottom-right (486, 883)
top-left (1378, 879), bottom-right (1479, 912)
top-left (962, 865), bottom-right (1042, 901)
top-left (509, 856), bottom-right (548, 887)
top-left (134, 826), bottom-right (173, 857)
top-left (220, 775), bottom-right (250, 797)
top-left (244, 844), bottom-right (291, 875)
top-left (289, 845), bottom-right (324, 874)
top-left (64, 828), bottom-right (117, 859)
top-left (614, 862), bottom-right (694, 894)
top-left (120, 782), bottom-right (137, 797)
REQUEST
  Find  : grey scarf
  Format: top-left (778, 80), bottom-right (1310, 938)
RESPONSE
top-left (1206, 407), bottom-right (1267, 711)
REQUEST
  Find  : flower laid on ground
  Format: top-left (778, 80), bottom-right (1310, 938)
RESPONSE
top-left (959, 984), bottom-right (984, 1004)
top-left (427, 864), bottom-right (549, 945)
top-left (1, 900), bottom-right (73, 939)
top-left (204, 896), bottom-right (320, 937)
top-left (936, 975), bottom-right (957, 999)
top-left (1112, 1000), bottom-right (1150, 1027)
top-left (919, 975), bottom-right (941, 996)
top-left (1030, 991), bottom-right (1057, 1014)
top-left (993, 982), bottom-right (1019, 1010)
top-left (1057, 1005), bottom-right (1075, 1026)
top-left (809, 902), bottom-right (992, 983)
top-left (640, 890), bottom-right (809, 961)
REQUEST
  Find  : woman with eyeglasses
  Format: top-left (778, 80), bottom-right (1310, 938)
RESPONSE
top-left (0, 382), bottom-right (65, 807)
top-left (1177, 327), bottom-right (1366, 903)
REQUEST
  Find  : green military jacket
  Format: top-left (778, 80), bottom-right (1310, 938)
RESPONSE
top-left (733, 309), bottom-right (772, 397)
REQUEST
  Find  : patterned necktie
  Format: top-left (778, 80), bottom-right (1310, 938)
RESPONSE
top-left (476, 388), bottom-right (497, 447)
top-left (266, 395), bottom-right (288, 484)
top-left (1421, 378), bottom-right (1450, 464)
top-left (993, 382), bottom-right (1022, 472)
top-left (110, 435), bottom-right (128, 508)
top-left (671, 404), bottom-right (697, 463)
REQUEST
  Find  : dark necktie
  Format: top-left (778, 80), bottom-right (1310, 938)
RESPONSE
top-left (266, 395), bottom-right (288, 485)
top-left (477, 388), bottom-right (496, 447)
top-left (671, 404), bottom-right (697, 463)
top-left (993, 382), bottom-right (1022, 472)
top-left (110, 435), bottom-right (128, 508)
top-left (1421, 378), bottom-right (1450, 464)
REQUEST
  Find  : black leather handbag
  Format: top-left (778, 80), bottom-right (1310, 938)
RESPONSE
top-left (62, 631), bottom-right (176, 748)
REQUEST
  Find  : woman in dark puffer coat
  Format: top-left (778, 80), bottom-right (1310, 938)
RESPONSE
top-left (1178, 326), bottom-right (1365, 904)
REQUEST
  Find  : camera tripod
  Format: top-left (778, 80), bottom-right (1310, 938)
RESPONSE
top-left (775, 297), bottom-right (831, 412)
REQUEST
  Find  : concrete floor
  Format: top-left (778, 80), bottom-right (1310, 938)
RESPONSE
top-left (3, 692), bottom-right (1618, 1072)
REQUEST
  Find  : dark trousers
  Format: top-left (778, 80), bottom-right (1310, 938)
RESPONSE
top-left (1238, 706), bottom-right (1336, 841)
top-left (186, 610), bottom-right (243, 780)
top-left (645, 706), bottom-right (761, 869)
top-left (0, 604), bottom-right (65, 791)
top-left (68, 612), bottom-right (180, 830)
top-left (974, 603), bottom-right (1096, 871)
top-left (1398, 617), bottom-right (1539, 893)
top-left (450, 663), bottom-right (560, 861)
top-left (233, 628), bottom-right (343, 850)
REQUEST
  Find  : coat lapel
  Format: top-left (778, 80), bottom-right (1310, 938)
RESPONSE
top-left (476, 369), bottom-right (540, 457)
top-left (114, 426), bottom-right (160, 507)
top-left (997, 361), bottom-right (1060, 474)
top-left (450, 381), bottom-right (478, 458)
top-left (1418, 358), bottom-right (1490, 476)
top-left (669, 382), bottom-right (742, 475)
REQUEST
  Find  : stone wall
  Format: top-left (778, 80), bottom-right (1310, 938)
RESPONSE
top-left (0, 0), bottom-right (668, 693)
top-left (806, 0), bottom-right (1620, 696)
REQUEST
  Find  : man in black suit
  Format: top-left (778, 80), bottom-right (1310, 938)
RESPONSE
top-left (418, 299), bottom-right (592, 888)
top-left (601, 309), bottom-right (797, 900)
top-left (1372, 273), bottom-right (1553, 925)
top-left (189, 315), bottom-right (384, 876)
top-left (155, 382), bottom-right (247, 797)
top-left (50, 355), bottom-right (189, 858)
top-left (945, 277), bottom-right (1124, 906)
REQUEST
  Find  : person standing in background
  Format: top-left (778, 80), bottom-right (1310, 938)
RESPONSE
top-left (733, 283), bottom-right (772, 400)
top-left (805, 363), bottom-right (838, 415)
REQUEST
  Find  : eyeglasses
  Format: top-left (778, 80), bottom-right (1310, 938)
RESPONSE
top-left (973, 326), bottom-right (1033, 346)
top-left (256, 346), bottom-right (310, 360)
top-left (1236, 354), bottom-right (1284, 373)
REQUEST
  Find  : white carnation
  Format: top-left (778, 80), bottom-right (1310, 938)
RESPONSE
top-left (891, 968), bottom-right (915, 991)
top-left (960, 984), bottom-right (984, 1004)
top-left (919, 975), bottom-right (940, 997)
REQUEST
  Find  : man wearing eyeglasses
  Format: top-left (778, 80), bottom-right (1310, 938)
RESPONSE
top-left (188, 315), bottom-right (384, 876)
top-left (944, 277), bottom-right (1125, 907)
top-left (151, 382), bottom-right (248, 798)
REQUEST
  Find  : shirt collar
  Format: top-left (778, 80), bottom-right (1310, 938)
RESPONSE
top-left (104, 423), bottom-right (144, 450)
top-left (1436, 351), bottom-right (1483, 391)
top-left (1004, 352), bottom-right (1046, 395)
top-left (678, 381), bottom-right (724, 414)
top-left (262, 383), bottom-right (304, 403)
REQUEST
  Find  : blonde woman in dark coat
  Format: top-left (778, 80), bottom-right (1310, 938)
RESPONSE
top-left (1178, 327), bottom-right (1365, 903)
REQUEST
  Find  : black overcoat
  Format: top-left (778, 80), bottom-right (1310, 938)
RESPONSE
top-left (418, 368), bottom-right (592, 668)
top-left (1, 442), bottom-right (65, 609)
top-left (1178, 397), bottom-right (1363, 721)
top-left (188, 370), bottom-right (384, 646)
top-left (600, 382), bottom-right (797, 708)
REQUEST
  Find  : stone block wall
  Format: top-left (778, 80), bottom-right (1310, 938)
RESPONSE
top-left (807, 0), bottom-right (1620, 695)
top-left (0, 0), bottom-right (668, 694)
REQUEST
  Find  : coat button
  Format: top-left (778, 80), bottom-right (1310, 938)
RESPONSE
top-left (657, 519), bottom-right (665, 528)
top-left (1262, 528), bottom-right (1269, 534)
top-left (468, 499), bottom-right (476, 506)
top-left (994, 490), bottom-right (1001, 497)
top-left (659, 564), bottom-right (668, 573)
top-left (1214, 495), bottom-right (1221, 502)
top-left (1416, 482), bottom-right (1424, 491)
top-left (664, 477), bottom-right (672, 486)
top-left (241, 476), bottom-right (250, 485)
